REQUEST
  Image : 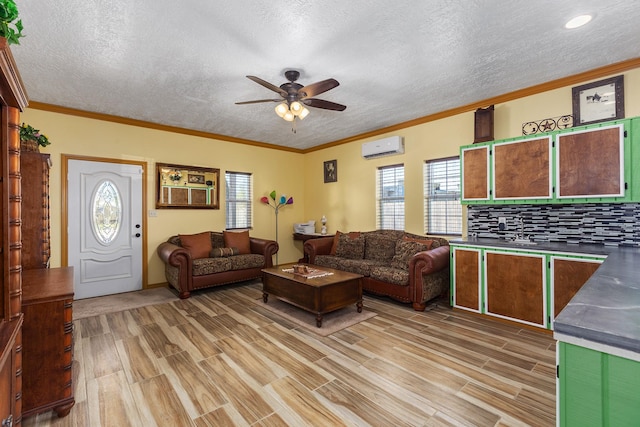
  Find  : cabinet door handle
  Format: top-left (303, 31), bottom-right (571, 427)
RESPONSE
top-left (135, 233), bottom-right (141, 238)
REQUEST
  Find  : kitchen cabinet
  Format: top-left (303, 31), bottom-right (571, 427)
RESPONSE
top-left (461, 145), bottom-right (490, 201)
top-left (461, 117), bottom-right (637, 204)
top-left (550, 255), bottom-right (603, 325)
top-left (493, 136), bottom-right (552, 200)
top-left (485, 250), bottom-right (546, 327)
top-left (450, 242), bottom-right (606, 330)
top-left (558, 342), bottom-right (640, 426)
top-left (451, 247), bottom-right (482, 312)
top-left (556, 123), bottom-right (625, 199)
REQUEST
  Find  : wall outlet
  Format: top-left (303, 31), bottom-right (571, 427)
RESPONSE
top-left (498, 217), bottom-right (507, 231)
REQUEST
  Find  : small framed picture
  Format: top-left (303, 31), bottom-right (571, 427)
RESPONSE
top-left (188, 174), bottom-right (205, 184)
top-left (324, 160), bottom-right (337, 183)
top-left (572, 75), bottom-right (624, 126)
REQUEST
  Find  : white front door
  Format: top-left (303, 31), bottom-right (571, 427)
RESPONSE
top-left (67, 159), bottom-right (144, 299)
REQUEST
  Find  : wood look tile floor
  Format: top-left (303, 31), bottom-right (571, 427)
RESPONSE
top-left (23, 282), bottom-right (556, 426)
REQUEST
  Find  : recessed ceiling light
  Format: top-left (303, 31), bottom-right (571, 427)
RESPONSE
top-left (565, 14), bottom-right (592, 29)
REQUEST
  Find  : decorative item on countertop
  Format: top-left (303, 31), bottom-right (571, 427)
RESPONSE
top-left (19, 123), bottom-right (51, 152)
top-left (0, 0), bottom-right (23, 45)
top-left (260, 190), bottom-right (293, 265)
top-left (321, 215), bottom-right (327, 235)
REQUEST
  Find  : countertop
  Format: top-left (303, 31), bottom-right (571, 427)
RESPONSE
top-left (451, 237), bottom-right (640, 357)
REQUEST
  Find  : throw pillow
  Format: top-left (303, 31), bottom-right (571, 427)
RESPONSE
top-left (402, 235), bottom-right (434, 250)
top-left (335, 233), bottom-right (365, 259)
top-left (391, 240), bottom-right (428, 270)
top-left (210, 247), bottom-right (240, 258)
top-left (179, 232), bottom-right (212, 259)
top-left (330, 231), bottom-right (361, 255)
top-left (223, 230), bottom-right (251, 254)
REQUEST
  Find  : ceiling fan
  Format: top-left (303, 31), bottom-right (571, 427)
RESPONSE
top-left (235, 70), bottom-right (346, 123)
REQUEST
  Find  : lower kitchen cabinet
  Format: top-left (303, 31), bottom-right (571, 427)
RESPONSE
top-left (451, 243), bottom-right (606, 330)
top-left (485, 250), bottom-right (546, 327)
top-left (558, 341), bottom-right (640, 426)
top-left (451, 247), bottom-right (482, 312)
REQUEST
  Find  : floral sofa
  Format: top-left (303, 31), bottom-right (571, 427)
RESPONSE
top-left (304, 230), bottom-right (450, 311)
top-left (157, 230), bottom-right (278, 299)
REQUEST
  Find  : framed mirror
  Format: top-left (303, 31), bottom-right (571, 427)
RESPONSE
top-left (156, 162), bottom-right (220, 209)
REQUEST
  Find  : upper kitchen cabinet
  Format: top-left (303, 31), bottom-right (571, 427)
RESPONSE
top-left (556, 123), bottom-right (624, 199)
top-left (461, 117), bottom-right (639, 204)
top-left (493, 136), bottom-right (552, 201)
top-left (461, 144), bottom-right (490, 201)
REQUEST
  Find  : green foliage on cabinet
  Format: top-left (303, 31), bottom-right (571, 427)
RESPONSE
top-left (559, 342), bottom-right (640, 426)
top-left (461, 117), bottom-right (639, 205)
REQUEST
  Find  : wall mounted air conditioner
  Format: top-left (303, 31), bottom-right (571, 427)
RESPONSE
top-left (361, 136), bottom-right (404, 159)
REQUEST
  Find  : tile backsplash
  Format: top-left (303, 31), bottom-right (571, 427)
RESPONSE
top-left (467, 203), bottom-right (640, 247)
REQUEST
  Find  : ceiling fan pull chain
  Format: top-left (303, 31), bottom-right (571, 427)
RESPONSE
top-left (292, 118), bottom-right (297, 134)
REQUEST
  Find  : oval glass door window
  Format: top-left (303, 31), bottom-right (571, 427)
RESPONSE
top-left (92, 179), bottom-right (122, 244)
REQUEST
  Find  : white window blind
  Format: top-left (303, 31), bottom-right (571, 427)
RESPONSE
top-left (225, 171), bottom-right (252, 229)
top-left (377, 164), bottom-right (405, 230)
top-left (423, 157), bottom-right (462, 235)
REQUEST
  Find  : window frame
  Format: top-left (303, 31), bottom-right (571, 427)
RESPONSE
top-left (225, 171), bottom-right (253, 230)
top-left (423, 156), bottom-right (462, 236)
top-left (376, 163), bottom-right (405, 230)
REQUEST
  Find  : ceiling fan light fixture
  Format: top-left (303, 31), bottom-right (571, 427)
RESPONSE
top-left (290, 101), bottom-right (303, 115)
top-left (298, 107), bottom-right (310, 120)
top-left (283, 111), bottom-right (295, 122)
top-left (275, 103), bottom-right (288, 118)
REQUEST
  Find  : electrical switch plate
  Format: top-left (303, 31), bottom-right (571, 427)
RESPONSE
top-left (148, 210), bottom-right (157, 217)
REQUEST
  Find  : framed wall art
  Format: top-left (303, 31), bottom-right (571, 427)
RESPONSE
top-left (156, 162), bottom-right (220, 209)
top-left (572, 75), bottom-right (624, 126)
top-left (324, 159), bottom-right (337, 183)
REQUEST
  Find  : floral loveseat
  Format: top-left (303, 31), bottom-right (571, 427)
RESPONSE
top-left (157, 230), bottom-right (278, 299)
top-left (304, 230), bottom-right (449, 311)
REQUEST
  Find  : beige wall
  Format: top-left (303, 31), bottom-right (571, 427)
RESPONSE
top-left (20, 109), bottom-right (306, 285)
top-left (22, 67), bottom-right (640, 287)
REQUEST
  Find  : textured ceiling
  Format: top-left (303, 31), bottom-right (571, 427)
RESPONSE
top-left (11, 1), bottom-right (640, 150)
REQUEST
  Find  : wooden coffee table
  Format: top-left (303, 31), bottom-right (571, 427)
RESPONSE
top-left (261, 263), bottom-right (363, 327)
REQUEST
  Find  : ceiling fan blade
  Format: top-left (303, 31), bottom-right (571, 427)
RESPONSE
top-left (303, 98), bottom-right (347, 111)
top-left (299, 78), bottom-right (339, 99)
top-left (246, 75), bottom-right (288, 97)
top-left (235, 99), bottom-right (281, 105)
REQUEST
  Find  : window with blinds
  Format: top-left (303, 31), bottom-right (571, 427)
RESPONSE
top-left (225, 171), bottom-right (252, 229)
top-left (377, 164), bottom-right (405, 230)
top-left (423, 157), bottom-right (462, 235)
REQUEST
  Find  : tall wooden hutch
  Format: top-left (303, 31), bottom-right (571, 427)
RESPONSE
top-left (0, 38), bottom-right (29, 426)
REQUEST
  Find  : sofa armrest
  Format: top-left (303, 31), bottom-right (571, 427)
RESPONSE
top-left (157, 241), bottom-right (192, 267)
top-left (249, 237), bottom-right (279, 267)
top-left (304, 236), bottom-right (334, 264)
top-left (409, 245), bottom-right (450, 275)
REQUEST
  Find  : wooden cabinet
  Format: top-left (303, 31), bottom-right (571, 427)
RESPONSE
top-left (556, 124), bottom-right (625, 199)
top-left (461, 145), bottom-right (490, 201)
top-left (550, 255), bottom-right (603, 321)
top-left (20, 151), bottom-right (51, 269)
top-left (485, 250), bottom-right (546, 328)
top-left (461, 118), bottom-right (636, 204)
top-left (451, 244), bottom-right (605, 330)
top-left (451, 247), bottom-right (482, 312)
top-left (0, 37), bottom-right (29, 426)
top-left (493, 136), bottom-right (552, 200)
top-left (22, 267), bottom-right (75, 418)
